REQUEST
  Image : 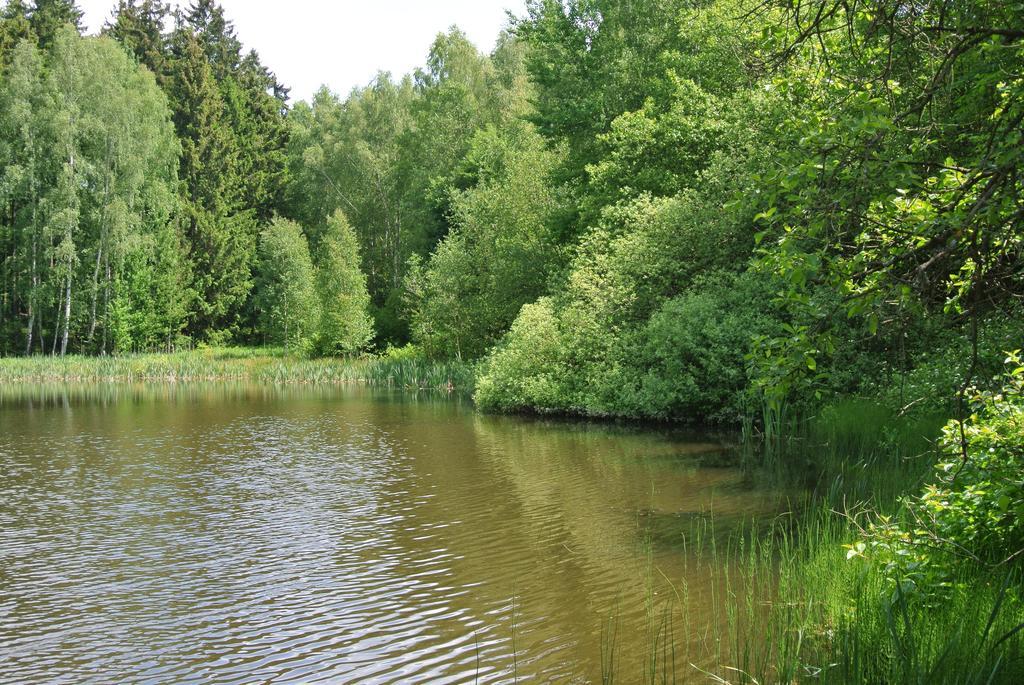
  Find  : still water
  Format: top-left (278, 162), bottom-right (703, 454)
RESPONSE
top-left (0, 384), bottom-right (784, 684)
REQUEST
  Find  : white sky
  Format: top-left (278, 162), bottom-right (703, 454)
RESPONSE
top-left (74, 0), bottom-right (527, 103)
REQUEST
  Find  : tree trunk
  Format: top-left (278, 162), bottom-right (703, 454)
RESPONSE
top-left (60, 275), bottom-right (71, 356)
top-left (88, 242), bottom-right (103, 344)
top-left (51, 285), bottom-right (62, 357)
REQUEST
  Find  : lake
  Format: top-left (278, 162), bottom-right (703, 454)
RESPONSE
top-left (0, 384), bottom-right (785, 683)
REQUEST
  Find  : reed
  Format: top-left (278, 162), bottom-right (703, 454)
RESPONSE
top-left (0, 347), bottom-right (474, 390)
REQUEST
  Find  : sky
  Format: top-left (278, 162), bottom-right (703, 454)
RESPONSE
top-left (75, 0), bottom-right (528, 103)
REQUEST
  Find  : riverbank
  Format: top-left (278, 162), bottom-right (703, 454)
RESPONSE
top-left (0, 347), bottom-right (474, 390)
top-left (673, 398), bottom-right (1024, 684)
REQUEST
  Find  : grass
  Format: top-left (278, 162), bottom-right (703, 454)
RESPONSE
top-left (659, 511), bottom-right (1024, 684)
top-left (608, 511), bottom-right (1023, 684)
top-left (604, 399), bottom-right (1024, 683)
top-left (0, 346), bottom-right (475, 390)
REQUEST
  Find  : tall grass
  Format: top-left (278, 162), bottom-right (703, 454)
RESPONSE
top-left (0, 347), bottom-right (474, 390)
top-left (603, 510), bottom-right (1023, 683)
top-left (605, 399), bottom-right (1023, 683)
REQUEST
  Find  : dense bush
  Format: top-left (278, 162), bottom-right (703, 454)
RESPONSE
top-left (621, 272), bottom-right (782, 422)
top-left (473, 297), bottom-right (568, 413)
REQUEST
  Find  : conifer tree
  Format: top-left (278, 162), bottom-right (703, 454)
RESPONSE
top-left (181, 0), bottom-right (240, 81)
top-left (0, 0), bottom-right (34, 69)
top-left (28, 0), bottom-right (82, 49)
top-left (103, 0), bottom-right (170, 81)
top-left (169, 31), bottom-right (254, 337)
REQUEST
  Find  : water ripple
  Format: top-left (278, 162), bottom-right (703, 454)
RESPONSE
top-left (0, 385), bottom-right (782, 683)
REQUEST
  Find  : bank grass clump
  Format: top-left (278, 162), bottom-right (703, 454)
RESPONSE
top-left (609, 507), bottom-right (1022, 684)
top-left (721, 513), bottom-right (1024, 684)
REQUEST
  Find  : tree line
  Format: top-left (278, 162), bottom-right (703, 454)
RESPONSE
top-left (0, 0), bottom-right (369, 356)
top-left (1, 0), bottom-right (1021, 425)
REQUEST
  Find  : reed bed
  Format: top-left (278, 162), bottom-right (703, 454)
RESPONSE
top-left (0, 347), bottom-right (474, 390)
top-left (617, 511), bottom-right (1024, 684)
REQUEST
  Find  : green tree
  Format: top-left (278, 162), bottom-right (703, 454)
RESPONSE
top-left (0, 37), bottom-right (48, 354)
top-left (231, 50), bottom-right (289, 225)
top-left (407, 124), bottom-right (563, 360)
top-left (168, 30), bottom-right (254, 338)
top-left (515, 0), bottom-right (690, 182)
top-left (284, 77), bottom-right (415, 340)
top-left (475, 0), bottom-right (789, 421)
top-left (0, 0), bottom-right (33, 69)
top-left (749, 0), bottom-right (1024, 410)
top-left (179, 0), bottom-right (240, 81)
top-left (314, 211), bottom-right (373, 356)
top-left (285, 28), bottom-right (533, 346)
top-left (0, 29), bottom-right (185, 355)
top-left (255, 217), bottom-right (319, 353)
top-left (103, 0), bottom-right (170, 80)
top-left (28, 0), bottom-right (81, 49)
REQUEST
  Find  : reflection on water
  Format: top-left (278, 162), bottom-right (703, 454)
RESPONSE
top-left (0, 384), bottom-right (785, 683)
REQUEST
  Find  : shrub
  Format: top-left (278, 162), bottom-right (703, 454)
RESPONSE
top-left (474, 298), bottom-right (570, 412)
top-left (851, 353), bottom-right (1024, 601)
top-left (621, 271), bottom-right (780, 422)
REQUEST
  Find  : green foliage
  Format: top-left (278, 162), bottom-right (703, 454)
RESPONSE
top-left (406, 124), bottom-right (563, 360)
top-left (284, 29), bottom-right (532, 346)
top-left (255, 217), bottom-right (319, 354)
top-left (0, 28), bottom-right (185, 355)
top-left (102, 1), bottom-right (170, 80)
top-left (168, 30), bottom-right (254, 337)
top-left (474, 297), bottom-right (568, 412)
top-left (624, 272), bottom-right (783, 422)
top-left (748, 0), bottom-right (1024, 409)
top-left (0, 1), bottom-right (34, 69)
top-left (28, 0), bottom-right (82, 49)
top-left (853, 356), bottom-right (1024, 601)
top-left (474, 185), bottom-right (770, 421)
top-left (314, 211), bottom-right (374, 356)
top-left (99, 0), bottom-right (291, 342)
top-left (516, 0), bottom-right (693, 182)
top-left (284, 78), bottom-right (414, 309)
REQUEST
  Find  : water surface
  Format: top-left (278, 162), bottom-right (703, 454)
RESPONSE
top-left (0, 384), bottom-right (783, 683)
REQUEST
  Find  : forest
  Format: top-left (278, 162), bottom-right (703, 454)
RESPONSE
top-left (0, 0), bottom-right (1019, 425)
top-left (0, 0), bottom-right (1023, 678)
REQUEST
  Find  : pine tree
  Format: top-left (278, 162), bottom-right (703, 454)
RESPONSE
top-left (168, 31), bottom-right (254, 337)
top-left (103, 0), bottom-right (170, 81)
top-left (233, 50), bottom-right (289, 225)
top-left (181, 0), bottom-right (240, 81)
top-left (0, 0), bottom-right (34, 69)
top-left (29, 0), bottom-right (82, 49)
